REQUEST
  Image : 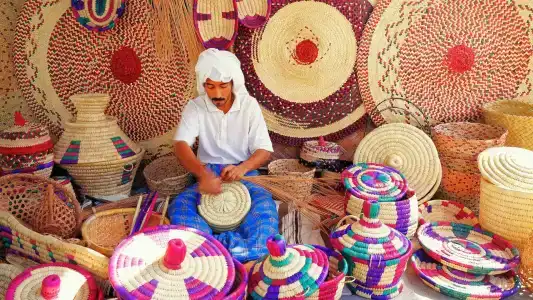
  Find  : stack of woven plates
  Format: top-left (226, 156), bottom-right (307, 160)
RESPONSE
top-left (477, 146), bottom-right (533, 249)
top-left (413, 221), bottom-right (520, 299)
top-left (330, 200), bottom-right (412, 299)
top-left (300, 137), bottom-right (342, 170)
top-left (198, 182), bottom-right (251, 233)
top-left (342, 163), bottom-right (419, 237)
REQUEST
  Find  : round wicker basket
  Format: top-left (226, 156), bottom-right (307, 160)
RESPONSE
top-left (143, 155), bottom-right (193, 196)
top-left (268, 159), bottom-right (315, 200)
top-left (483, 99), bottom-right (533, 151)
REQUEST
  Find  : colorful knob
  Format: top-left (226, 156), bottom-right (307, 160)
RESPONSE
top-left (362, 200), bottom-right (380, 219)
top-left (41, 275), bottom-right (61, 299)
top-left (163, 239), bottom-right (187, 270)
top-left (318, 136), bottom-right (326, 147)
top-left (266, 234), bottom-right (286, 257)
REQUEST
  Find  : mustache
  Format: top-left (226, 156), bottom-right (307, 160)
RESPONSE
top-left (212, 98), bottom-right (225, 101)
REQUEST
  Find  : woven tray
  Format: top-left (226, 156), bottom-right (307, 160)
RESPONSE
top-left (483, 99), bottom-right (533, 151)
top-left (418, 200), bottom-right (479, 227)
top-left (417, 221), bottom-right (520, 275)
top-left (143, 155), bottom-right (193, 196)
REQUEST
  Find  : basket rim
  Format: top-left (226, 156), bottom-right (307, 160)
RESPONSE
top-left (432, 122), bottom-right (508, 142)
top-left (482, 99), bottom-right (533, 118)
top-left (143, 155), bottom-right (191, 184)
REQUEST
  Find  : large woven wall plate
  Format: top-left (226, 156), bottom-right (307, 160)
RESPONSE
top-left (13, 0), bottom-right (195, 161)
top-left (234, 0), bottom-right (373, 146)
top-left (358, 0), bottom-right (533, 126)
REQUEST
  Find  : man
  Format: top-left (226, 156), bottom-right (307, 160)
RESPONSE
top-left (168, 48), bottom-right (279, 263)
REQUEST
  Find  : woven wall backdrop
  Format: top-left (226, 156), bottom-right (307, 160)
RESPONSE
top-left (234, 0), bottom-right (373, 146)
top-left (358, 0), bottom-right (533, 126)
top-left (13, 0), bottom-right (196, 161)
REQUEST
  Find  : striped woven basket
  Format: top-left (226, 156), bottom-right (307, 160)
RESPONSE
top-left (226, 258), bottom-right (248, 300)
top-left (483, 99), bottom-right (533, 151)
top-left (143, 155), bottom-right (193, 196)
top-left (308, 245), bottom-right (348, 300)
top-left (519, 230), bottom-right (533, 292)
top-left (268, 159), bottom-right (316, 201)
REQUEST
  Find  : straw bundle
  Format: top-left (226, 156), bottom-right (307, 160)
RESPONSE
top-left (519, 230), bottom-right (533, 292)
top-left (483, 99), bottom-right (533, 151)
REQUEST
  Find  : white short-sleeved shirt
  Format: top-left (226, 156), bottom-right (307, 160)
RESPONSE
top-left (174, 94), bottom-right (274, 164)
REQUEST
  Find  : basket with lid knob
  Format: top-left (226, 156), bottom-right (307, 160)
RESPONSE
top-left (300, 136), bottom-right (342, 169)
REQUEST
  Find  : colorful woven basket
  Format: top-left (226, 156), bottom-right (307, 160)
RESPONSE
top-left (307, 245), bottom-right (348, 300)
top-left (411, 249), bottom-right (520, 300)
top-left (234, 0), bottom-right (373, 145)
top-left (519, 230), bottom-right (533, 293)
top-left (0, 263), bottom-right (23, 299)
top-left (330, 200), bottom-right (412, 299)
top-left (0, 211), bottom-right (109, 279)
top-left (358, 0), bottom-right (533, 126)
top-left (248, 234), bottom-right (329, 299)
top-left (71, 0), bottom-right (126, 31)
top-left (354, 123), bottom-right (442, 204)
top-left (418, 200), bottom-right (479, 227)
top-left (417, 221), bottom-right (520, 275)
top-left (483, 99), bottom-right (533, 151)
top-left (268, 159), bottom-right (316, 200)
top-left (6, 262), bottom-right (102, 299)
top-left (300, 137), bottom-right (342, 169)
top-left (342, 163), bottom-right (418, 238)
top-left (198, 182), bottom-right (251, 233)
top-left (236, 0), bottom-right (271, 28)
top-left (143, 155), bottom-right (194, 196)
top-left (81, 208), bottom-right (170, 257)
top-left (193, 0), bottom-right (238, 49)
top-left (0, 112), bottom-right (54, 177)
top-left (226, 258), bottom-right (248, 300)
top-left (109, 225), bottom-right (236, 299)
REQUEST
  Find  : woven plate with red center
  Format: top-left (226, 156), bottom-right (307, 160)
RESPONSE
top-left (234, 0), bottom-right (373, 146)
top-left (358, 0), bottom-right (533, 126)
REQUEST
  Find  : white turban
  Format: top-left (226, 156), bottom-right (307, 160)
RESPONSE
top-left (195, 48), bottom-right (248, 96)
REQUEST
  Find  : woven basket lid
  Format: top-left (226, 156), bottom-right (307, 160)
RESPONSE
top-left (5, 262), bottom-right (101, 300)
top-left (301, 137), bottom-right (342, 162)
top-left (71, 0), bottom-right (125, 31)
top-left (236, 0), bottom-right (271, 28)
top-left (358, 0), bottom-right (533, 126)
top-left (418, 200), bottom-right (479, 227)
top-left (109, 225), bottom-right (235, 299)
top-left (354, 123), bottom-right (441, 204)
top-left (411, 249), bottom-right (520, 299)
top-left (0, 112), bottom-right (52, 155)
top-left (342, 163), bottom-right (409, 202)
top-left (478, 146), bottom-right (533, 192)
top-left (198, 182), bottom-right (251, 232)
top-left (330, 200), bottom-right (411, 261)
top-left (234, 0), bottom-right (373, 146)
top-left (54, 94), bottom-right (142, 164)
top-left (417, 222), bottom-right (520, 275)
top-left (13, 0), bottom-right (195, 160)
top-left (248, 234), bottom-right (329, 299)
top-left (0, 264), bottom-right (23, 298)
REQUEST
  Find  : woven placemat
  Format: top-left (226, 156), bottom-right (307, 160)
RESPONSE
top-left (13, 0), bottom-right (195, 160)
top-left (234, 0), bottom-right (373, 145)
top-left (236, 0), bottom-right (271, 28)
top-left (71, 0), bottom-right (126, 31)
top-left (411, 249), bottom-right (520, 300)
top-left (358, 0), bottom-right (533, 126)
top-left (417, 221), bottom-right (520, 275)
top-left (478, 146), bottom-right (533, 192)
top-left (418, 200), bottom-right (479, 227)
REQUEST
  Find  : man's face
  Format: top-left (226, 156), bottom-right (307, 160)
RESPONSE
top-left (204, 78), bottom-right (233, 108)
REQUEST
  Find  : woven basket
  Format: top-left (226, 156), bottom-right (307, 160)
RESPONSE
top-left (308, 245), bottom-right (348, 300)
top-left (143, 155), bottom-right (193, 196)
top-left (226, 258), bottom-right (248, 300)
top-left (268, 159), bottom-right (315, 200)
top-left (0, 263), bottom-right (23, 298)
top-left (483, 99), bottom-right (533, 151)
top-left (300, 138), bottom-right (342, 169)
top-left (519, 230), bottom-right (533, 293)
top-left (418, 200), bottom-right (479, 227)
top-left (81, 208), bottom-right (170, 257)
top-left (0, 174), bottom-right (81, 239)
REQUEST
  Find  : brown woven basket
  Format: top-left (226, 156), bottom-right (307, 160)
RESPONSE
top-left (0, 174), bottom-right (81, 238)
top-left (268, 159), bottom-right (315, 200)
top-left (519, 230), bottom-right (533, 292)
top-left (81, 208), bottom-right (170, 257)
top-left (143, 155), bottom-right (193, 196)
top-left (483, 100), bottom-right (533, 151)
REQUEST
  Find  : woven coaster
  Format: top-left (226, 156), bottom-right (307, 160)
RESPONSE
top-left (358, 0), bottom-right (533, 125)
top-left (13, 0), bottom-right (195, 160)
top-left (236, 0), bottom-right (271, 28)
top-left (478, 146), bottom-right (533, 192)
top-left (411, 249), bottom-right (520, 300)
top-left (418, 200), bottom-right (479, 227)
top-left (234, 0), bottom-right (373, 145)
top-left (417, 221), bottom-right (520, 275)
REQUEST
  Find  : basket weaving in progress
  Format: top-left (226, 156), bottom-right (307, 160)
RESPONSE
top-left (198, 182), bottom-right (251, 232)
top-left (234, 0), bottom-right (373, 145)
top-left (358, 0), bottom-right (533, 125)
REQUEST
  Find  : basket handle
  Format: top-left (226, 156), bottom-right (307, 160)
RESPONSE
top-left (45, 184), bottom-right (55, 226)
top-left (335, 215), bottom-right (360, 229)
top-left (123, 164), bottom-right (134, 172)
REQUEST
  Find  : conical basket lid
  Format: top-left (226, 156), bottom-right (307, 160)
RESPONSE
top-left (342, 163), bottom-right (409, 202)
top-left (478, 146), bottom-right (533, 192)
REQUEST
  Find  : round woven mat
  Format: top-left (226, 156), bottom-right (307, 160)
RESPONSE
top-left (354, 123), bottom-right (441, 204)
top-left (109, 225), bottom-right (235, 299)
top-left (234, 0), bottom-right (373, 145)
top-left (198, 182), bottom-right (251, 232)
top-left (6, 262), bottom-right (101, 300)
top-left (236, 0), bottom-right (271, 28)
top-left (0, 264), bottom-right (23, 298)
top-left (342, 163), bottom-right (409, 202)
top-left (417, 221), bottom-right (520, 275)
top-left (13, 0), bottom-right (195, 160)
top-left (358, 0), bottom-right (533, 125)
top-left (411, 249), bottom-right (520, 300)
top-left (418, 200), bottom-right (479, 227)
top-left (478, 146), bottom-right (533, 192)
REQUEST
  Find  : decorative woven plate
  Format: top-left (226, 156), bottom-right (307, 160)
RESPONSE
top-left (6, 262), bottom-right (102, 300)
top-left (109, 225), bottom-right (235, 299)
top-left (248, 234), bottom-right (329, 299)
top-left (358, 0), bottom-right (533, 126)
top-left (13, 0), bottom-right (195, 160)
top-left (198, 182), bottom-right (251, 232)
top-left (418, 200), bottom-right (479, 227)
top-left (478, 146), bottom-right (533, 192)
top-left (354, 123), bottom-right (442, 204)
top-left (0, 264), bottom-right (23, 298)
top-left (193, 0), bottom-right (238, 49)
top-left (71, 0), bottom-right (126, 31)
top-left (342, 163), bottom-right (408, 202)
top-left (417, 222), bottom-right (520, 275)
top-left (234, 0), bottom-right (373, 145)
top-left (236, 0), bottom-right (271, 28)
top-left (411, 249), bottom-right (520, 300)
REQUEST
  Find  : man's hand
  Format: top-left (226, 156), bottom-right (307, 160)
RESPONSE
top-left (197, 171), bottom-right (222, 195)
top-left (221, 165), bottom-right (248, 182)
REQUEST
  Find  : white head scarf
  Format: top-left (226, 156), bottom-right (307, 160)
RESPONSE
top-left (195, 48), bottom-right (248, 97)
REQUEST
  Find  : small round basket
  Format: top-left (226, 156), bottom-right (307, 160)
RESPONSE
top-left (519, 230), bottom-right (533, 293)
top-left (418, 200), bottom-right (479, 227)
top-left (483, 99), bottom-right (533, 151)
top-left (143, 155), bottom-right (193, 196)
top-left (81, 208), bottom-right (170, 257)
top-left (268, 159), bottom-right (315, 200)
top-left (300, 137), bottom-right (342, 169)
